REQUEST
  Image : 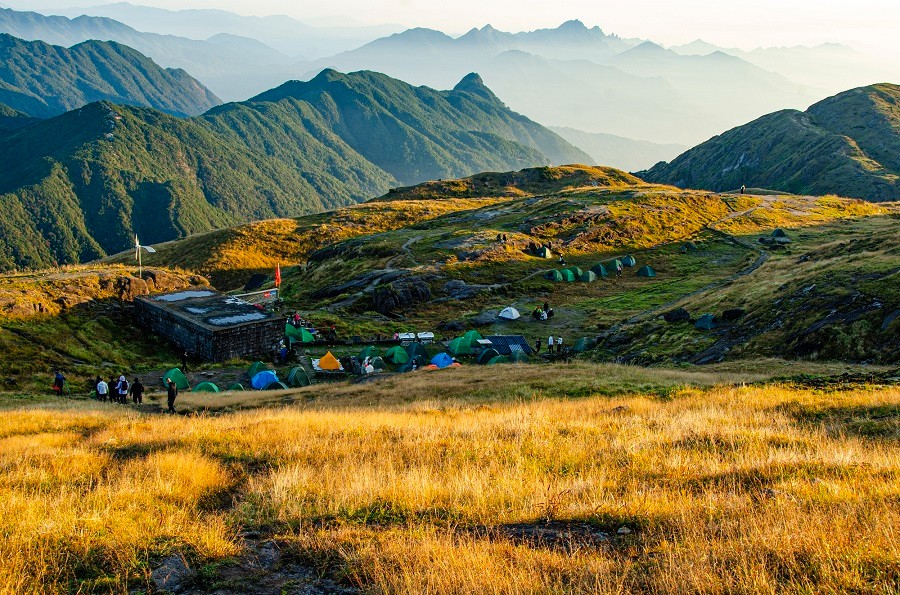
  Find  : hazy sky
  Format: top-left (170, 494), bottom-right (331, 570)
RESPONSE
top-left (19, 0), bottom-right (900, 52)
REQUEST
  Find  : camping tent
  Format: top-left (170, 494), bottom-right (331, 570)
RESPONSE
top-left (537, 246), bottom-right (553, 259)
top-left (285, 324), bottom-right (315, 345)
top-left (477, 348), bottom-right (500, 365)
top-left (559, 269), bottom-right (576, 282)
top-left (370, 357), bottom-right (387, 371)
top-left (510, 351), bottom-right (530, 363)
top-left (247, 361), bottom-right (271, 379)
top-left (406, 342), bottom-right (430, 361)
top-left (637, 265), bottom-right (656, 277)
top-left (487, 355), bottom-right (510, 365)
top-left (385, 346), bottom-right (410, 365)
top-left (287, 367), bottom-right (311, 388)
top-left (226, 383), bottom-right (245, 392)
top-left (462, 330), bottom-right (483, 347)
top-left (622, 255), bottom-right (637, 267)
top-left (251, 370), bottom-right (279, 390)
top-left (565, 267), bottom-right (584, 278)
top-left (580, 271), bottom-right (597, 283)
top-left (264, 381), bottom-right (290, 391)
top-left (772, 229), bottom-right (788, 238)
top-left (358, 346), bottom-right (380, 360)
top-left (695, 314), bottom-right (717, 330)
top-left (448, 337), bottom-right (474, 356)
top-left (546, 270), bottom-right (564, 282)
top-left (160, 368), bottom-right (189, 390)
top-left (193, 382), bottom-right (220, 393)
top-left (431, 353), bottom-right (454, 369)
top-left (608, 259), bottom-right (623, 272)
top-left (499, 307), bottom-right (521, 320)
top-left (318, 351), bottom-right (342, 371)
top-left (590, 264), bottom-right (608, 278)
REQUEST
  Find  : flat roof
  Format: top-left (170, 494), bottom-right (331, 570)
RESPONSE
top-left (136, 288), bottom-right (279, 331)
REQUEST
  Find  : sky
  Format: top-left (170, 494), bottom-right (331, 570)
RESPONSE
top-left (16, 0), bottom-right (900, 52)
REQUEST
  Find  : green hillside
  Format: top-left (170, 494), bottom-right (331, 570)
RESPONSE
top-left (640, 84), bottom-right (900, 202)
top-left (0, 101), bottom-right (36, 131)
top-left (0, 70), bottom-right (586, 271)
top-left (0, 34), bottom-right (221, 118)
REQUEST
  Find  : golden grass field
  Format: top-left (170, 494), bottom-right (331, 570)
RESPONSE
top-left (1, 363), bottom-right (897, 594)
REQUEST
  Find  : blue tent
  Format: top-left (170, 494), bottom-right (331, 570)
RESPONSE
top-left (251, 370), bottom-right (279, 390)
top-left (431, 352), bottom-right (454, 369)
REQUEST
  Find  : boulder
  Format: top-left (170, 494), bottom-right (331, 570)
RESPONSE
top-left (470, 310), bottom-right (498, 326)
top-left (721, 308), bottom-right (746, 322)
top-left (663, 307), bottom-right (691, 323)
top-left (373, 278), bottom-right (431, 314)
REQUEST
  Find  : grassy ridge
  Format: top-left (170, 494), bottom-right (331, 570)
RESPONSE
top-left (0, 368), bottom-right (897, 592)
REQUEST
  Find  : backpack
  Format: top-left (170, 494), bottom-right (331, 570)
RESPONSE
top-left (119, 380), bottom-right (129, 394)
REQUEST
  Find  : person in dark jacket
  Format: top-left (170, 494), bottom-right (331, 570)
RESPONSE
top-left (181, 351), bottom-right (188, 373)
top-left (52, 370), bottom-right (65, 396)
top-left (130, 378), bottom-right (144, 405)
top-left (166, 378), bottom-right (178, 413)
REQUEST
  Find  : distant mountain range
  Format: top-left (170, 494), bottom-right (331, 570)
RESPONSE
top-left (0, 69), bottom-right (588, 271)
top-left (549, 127), bottom-right (687, 172)
top-left (0, 33), bottom-right (220, 117)
top-left (640, 84), bottom-right (900, 202)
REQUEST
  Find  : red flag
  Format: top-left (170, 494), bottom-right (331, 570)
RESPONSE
top-left (274, 264), bottom-right (282, 288)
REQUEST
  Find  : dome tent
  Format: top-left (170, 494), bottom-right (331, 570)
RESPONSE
top-left (431, 352), bottom-right (454, 369)
top-left (318, 351), bottom-right (342, 371)
top-left (448, 337), bottom-right (474, 356)
top-left (558, 269), bottom-right (576, 282)
top-left (477, 348), bottom-right (500, 365)
top-left (590, 264), bottom-right (608, 277)
top-left (193, 382), bottom-right (220, 393)
top-left (385, 346), bottom-right (410, 365)
top-left (406, 342), bottom-right (430, 361)
top-left (251, 370), bottom-right (279, 390)
top-left (370, 357), bottom-right (387, 371)
top-left (622, 255), bottom-right (637, 267)
top-left (564, 267), bottom-right (583, 278)
top-left (226, 383), bottom-right (245, 392)
top-left (580, 271), bottom-right (597, 282)
top-left (487, 355), bottom-right (510, 365)
top-left (695, 314), bottom-right (717, 330)
top-left (499, 307), bottom-right (521, 320)
top-left (285, 324), bottom-right (315, 345)
top-left (358, 346), bottom-right (380, 360)
top-left (160, 368), bottom-right (189, 390)
top-left (546, 270), bottom-right (564, 282)
top-left (287, 367), bottom-right (311, 387)
top-left (608, 259), bottom-right (623, 272)
top-left (510, 351), bottom-right (530, 363)
top-left (637, 265), bottom-right (656, 277)
top-left (265, 381), bottom-right (290, 391)
top-left (247, 361), bottom-right (271, 380)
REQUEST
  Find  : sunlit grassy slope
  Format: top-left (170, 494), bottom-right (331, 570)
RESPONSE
top-left (0, 366), bottom-right (897, 593)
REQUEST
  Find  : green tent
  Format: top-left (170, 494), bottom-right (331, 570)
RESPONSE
top-left (695, 314), bottom-right (717, 330)
top-left (580, 270), bottom-right (598, 283)
top-left (565, 267), bottom-right (584, 278)
top-left (226, 383), bottom-right (245, 392)
top-left (193, 382), bottom-right (220, 393)
top-left (448, 337), bottom-right (474, 356)
top-left (637, 265), bottom-right (656, 278)
top-left (370, 357), bottom-right (387, 371)
top-left (537, 246), bottom-right (553, 259)
top-left (487, 355), bottom-right (510, 365)
top-left (247, 361), bottom-right (271, 379)
top-left (287, 367), bottom-right (311, 388)
top-left (406, 342), bottom-right (430, 361)
top-left (546, 269), bottom-right (564, 282)
top-left (358, 346), bottom-right (380, 360)
top-left (161, 368), bottom-right (189, 390)
top-left (385, 346), bottom-right (410, 365)
top-left (510, 351), bottom-right (530, 363)
top-left (285, 324), bottom-right (315, 345)
top-left (608, 259), bottom-right (623, 272)
top-left (590, 264), bottom-right (608, 277)
top-left (477, 348), bottom-right (500, 365)
top-left (622, 255), bottom-right (637, 267)
top-left (264, 381), bottom-right (290, 391)
top-left (559, 269), bottom-right (576, 282)
top-left (462, 330), bottom-right (483, 347)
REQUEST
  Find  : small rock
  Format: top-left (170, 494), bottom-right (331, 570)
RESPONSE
top-left (617, 526), bottom-right (631, 535)
top-left (151, 553), bottom-right (192, 593)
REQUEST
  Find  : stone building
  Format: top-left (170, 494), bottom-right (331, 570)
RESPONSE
top-left (134, 288), bottom-right (282, 362)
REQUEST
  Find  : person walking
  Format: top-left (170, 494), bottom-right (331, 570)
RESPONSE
top-left (115, 376), bottom-right (129, 404)
top-left (166, 378), bottom-right (178, 413)
top-left (52, 370), bottom-right (66, 396)
top-left (547, 335), bottom-right (555, 353)
top-left (96, 377), bottom-right (108, 402)
top-left (130, 378), bottom-right (144, 405)
top-left (556, 336), bottom-right (564, 354)
top-left (616, 262), bottom-right (623, 277)
top-left (181, 351), bottom-right (189, 373)
top-left (535, 338), bottom-right (541, 354)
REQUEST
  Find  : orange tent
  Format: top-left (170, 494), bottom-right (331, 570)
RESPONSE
top-left (319, 351), bottom-right (342, 371)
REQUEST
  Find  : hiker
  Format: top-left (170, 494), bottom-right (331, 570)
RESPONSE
top-left (95, 377), bottom-right (108, 402)
top-left (411, 359), bottom-right (419, 371)
top-left (616, 262), bottom-right (623, 277)
top-left (556, 336), bottom-right (564, 354)
top-left (740, 184), bottom-right (746, 195)
top-left (166, 378), bottom-right (178, 413)
top-left (52, 370), bottom-right (65, 396)
top-left (535, 338), bottom-right (541, 353)
top-left (540, 309), bottom-right (548, 321)
top-left (532, 307), bottom-right (542, 320)
top-left (548, 335), bottom-right (555, 353)
top-left (558, 255), bottom-right (567, 266)
top-left (181, 351), bottom-right (188, 373)
top-left (130, 378), bottom-right (144, 405)
top-left (293, 312), bottom-right (301, 326)
top-left (115, 376), bottom-right (129, 404)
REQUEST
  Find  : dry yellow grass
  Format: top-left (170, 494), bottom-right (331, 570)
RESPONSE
top-left (0, 367), bottom-right (897, 593)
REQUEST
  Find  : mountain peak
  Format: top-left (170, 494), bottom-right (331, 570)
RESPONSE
top-left (453, 72), bottom-right (492, 97)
